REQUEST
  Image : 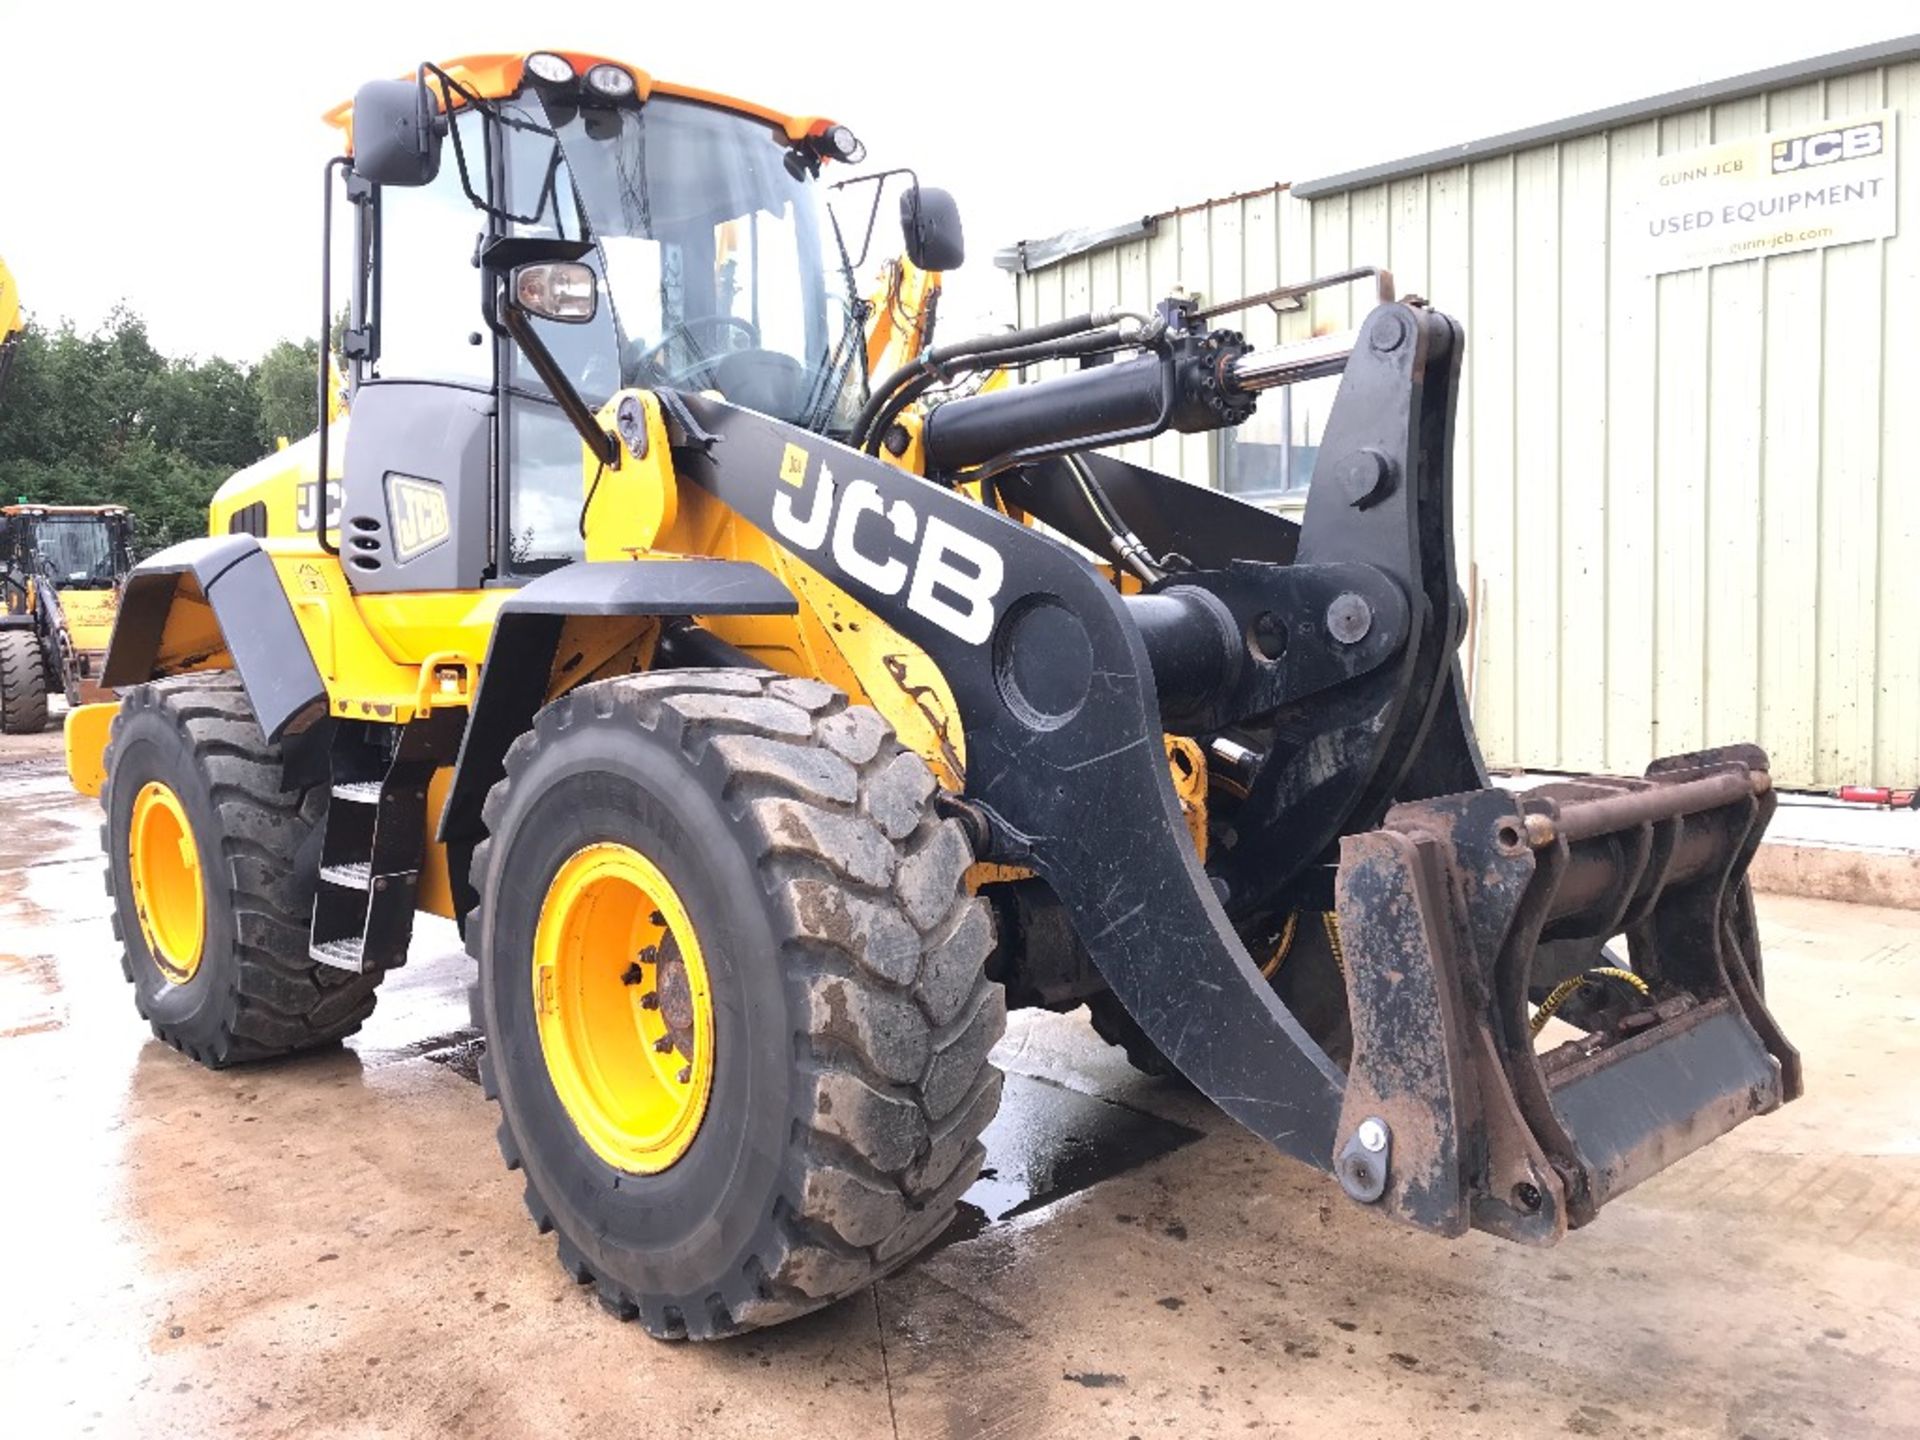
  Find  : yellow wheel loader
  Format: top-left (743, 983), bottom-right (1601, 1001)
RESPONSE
top-left (1, 503), bottom-right (135, 732)
top-left (66, 51), bottom-right (1799, 1340)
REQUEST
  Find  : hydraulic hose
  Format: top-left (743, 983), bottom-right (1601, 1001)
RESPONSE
top-left (859, 372), bottom-right (939, 457)
top-left (1067, 455), bottom-right (1163, 585)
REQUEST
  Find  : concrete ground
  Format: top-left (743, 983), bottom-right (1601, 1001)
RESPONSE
top-left (4, 720), bottom-right (1918, 1440)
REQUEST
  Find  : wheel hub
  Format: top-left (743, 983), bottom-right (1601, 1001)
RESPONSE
top-left (128, 780), bottom-right (206, 983)
top-left (531, 843), bottom-right (715, 1174)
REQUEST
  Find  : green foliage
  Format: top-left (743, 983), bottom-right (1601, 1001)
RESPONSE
top-left (0, 308), bottom-right (326, 556)
top-left (255, 339), bottom-right (321, 447)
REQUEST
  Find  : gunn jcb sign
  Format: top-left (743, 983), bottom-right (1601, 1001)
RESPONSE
top-left (1632, 110), bottom-right (1897, 274)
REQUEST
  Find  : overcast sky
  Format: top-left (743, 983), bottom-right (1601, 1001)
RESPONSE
top-left (4, 2), bottom-right (1914, 360)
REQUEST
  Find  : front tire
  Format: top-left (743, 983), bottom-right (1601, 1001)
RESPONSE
top-left (102, 675), bottom-right (385, 1065)
top-left (470, 670), bottom-right (1003, 1339)
top-left (0, 629), bottom-right (49, 734)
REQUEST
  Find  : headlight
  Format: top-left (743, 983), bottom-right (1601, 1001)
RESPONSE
top-left (512, 262), bottom-right (598, 323)
top-left (821, 125), bottom-right (866, 164)
top-left (525, 52), bottom-right (576, 85)
top-left (585, 64), bottom-right (636, 99)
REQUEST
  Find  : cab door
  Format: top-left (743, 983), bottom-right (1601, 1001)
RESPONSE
top-left (338, 111), bottom-right (495, 595)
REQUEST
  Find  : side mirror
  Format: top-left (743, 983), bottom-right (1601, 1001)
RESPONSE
top-left (351, 78), bottom-right (443, 187)
top-left (900, 185), bottom-right (965, 272)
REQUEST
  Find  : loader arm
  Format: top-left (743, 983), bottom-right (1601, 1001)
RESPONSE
top-left (670, 294), bottom-right (1797, 1243)
top-left (673, 390), bottom-right (1351, 1159)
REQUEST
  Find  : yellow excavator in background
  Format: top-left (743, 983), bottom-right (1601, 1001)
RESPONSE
top-left (0, 259), bottom-right (139, 732)
top-left (1, 504), bottom-right (137, 731)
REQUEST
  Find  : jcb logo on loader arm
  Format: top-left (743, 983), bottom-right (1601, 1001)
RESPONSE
top-left (770, 443), bottom-right (1005, 644)
top-left (385, 474), bottom-right (451, 562)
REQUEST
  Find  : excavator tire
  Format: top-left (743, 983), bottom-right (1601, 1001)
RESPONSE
top-left (101, 674), bottom-right (384, 1065)
top-left (0, 629), bottom-right (49, 734)
top-left (468, 669), bottom-right (1003, 1340)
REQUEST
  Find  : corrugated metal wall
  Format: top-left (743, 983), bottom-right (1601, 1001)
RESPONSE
top-left (1010, 59), bottom-right (1920, 790)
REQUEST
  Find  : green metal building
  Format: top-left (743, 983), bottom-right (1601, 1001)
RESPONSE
top-left (997, 36), bottom-right (1920, 792)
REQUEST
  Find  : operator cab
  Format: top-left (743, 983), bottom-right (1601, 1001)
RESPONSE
top-left (0, 505), bottom-right (133, 608)
top-left (325, 52), bottom-right (936, 590)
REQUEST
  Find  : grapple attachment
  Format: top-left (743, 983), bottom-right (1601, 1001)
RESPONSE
top-left (1333, 743), bottom-right (1800, 1243)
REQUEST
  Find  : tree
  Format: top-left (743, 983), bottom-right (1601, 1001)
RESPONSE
top-left (253, 339), bottom-right (321, 446)
top-left (0, 308), bottom-right (327, 557)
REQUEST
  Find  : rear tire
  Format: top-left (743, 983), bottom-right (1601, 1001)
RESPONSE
top-left (102, 674), bottom-right (385, 1065)
top-left (0, 629), bottom-right (49, 734)
top-left (1086, 990), bottom-right (1184, 1080)
top-left (470, 669), bottom-right (1003, 1339)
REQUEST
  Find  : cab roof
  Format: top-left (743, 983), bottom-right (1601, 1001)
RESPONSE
top-left (323, 51), bottom-right (837, 151)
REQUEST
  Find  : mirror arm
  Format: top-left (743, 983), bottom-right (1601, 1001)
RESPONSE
top-left (500, 300), bottom-right (620, 468)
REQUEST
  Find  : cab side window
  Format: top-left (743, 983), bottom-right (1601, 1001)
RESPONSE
top-left (374, 112), bottom-right (489, 385)
top-left (499, 107), bottom-right (618, 570)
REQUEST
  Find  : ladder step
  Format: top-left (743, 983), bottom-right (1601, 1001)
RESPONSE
top-left (320, 861), bottom-right (372, 891)
top-left (310, 937), bottom-right (367, 973)
top-left (331, 780), bottom-right (384, 805)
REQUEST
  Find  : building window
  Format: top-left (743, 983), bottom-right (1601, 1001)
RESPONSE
top-left (1217, 374), bottom-right (1340, 500)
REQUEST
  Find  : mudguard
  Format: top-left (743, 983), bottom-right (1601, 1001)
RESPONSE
top-left (439, 558), bottom-right (796, 848)
top-left (100, 534), bottom-right (327, 742)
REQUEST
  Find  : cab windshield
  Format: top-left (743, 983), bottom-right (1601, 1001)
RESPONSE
top-left (29, 517), bottom-right (119, 588)
top-left (522, 93), bottom-right (867, 435)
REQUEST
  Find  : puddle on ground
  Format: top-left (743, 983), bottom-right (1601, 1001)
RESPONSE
top-left (353, 1027), bottom-right (486, 1079)
top-left (942, 1071), bottom-right (1202, 1246)
top-left (392, 1029), bottom-right (1201, 1244)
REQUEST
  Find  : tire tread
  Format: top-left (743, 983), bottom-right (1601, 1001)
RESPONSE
top-left (469, 669), bottom-right (1003, 1339)
top-left (102, 673), bottom-right (384, 1065)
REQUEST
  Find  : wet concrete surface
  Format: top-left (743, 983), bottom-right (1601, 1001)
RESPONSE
top-left (3, 723), bottom-right (1918, 1438)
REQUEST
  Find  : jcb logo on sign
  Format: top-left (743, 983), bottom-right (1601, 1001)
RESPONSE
top-left (1773, 122), bottom-right (1883, 174)
top-left (386, 474), bottom-right (451, 562)
top-left (768, 446), bottom-right (1005, 645)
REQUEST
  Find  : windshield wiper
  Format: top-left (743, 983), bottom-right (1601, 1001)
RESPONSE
top-left (796, 298), bottom-right (869, 436)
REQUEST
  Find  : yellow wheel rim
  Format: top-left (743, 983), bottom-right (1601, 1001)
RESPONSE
top-left (128, 781), bottom-right (206, 983)
top-left (532, 843), bottom-right (716, 1174)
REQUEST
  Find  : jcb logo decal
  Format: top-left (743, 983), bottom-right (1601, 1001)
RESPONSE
top-left (1773, 122), bottom-right (1883, 174)
top-left (294, 480), bottom-right (343, 534)
top-left (386, 474), bottom-right (451, 562)
top-left (769, 448), bottom-right (1004, 645)
top-left (779, 443), bottom-right (810, 487)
